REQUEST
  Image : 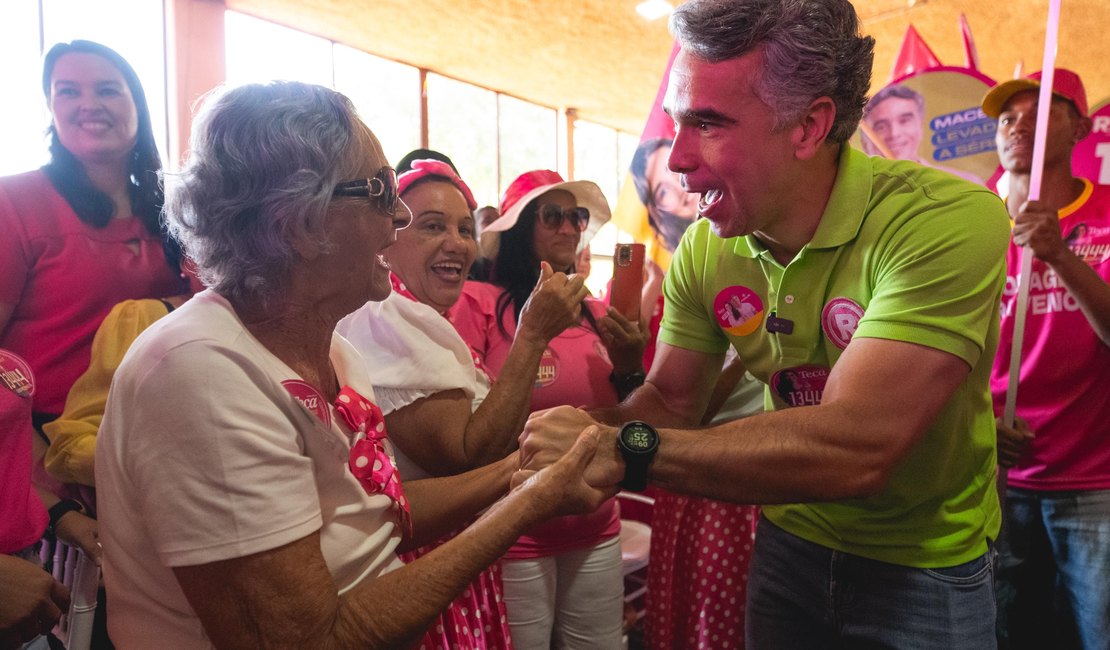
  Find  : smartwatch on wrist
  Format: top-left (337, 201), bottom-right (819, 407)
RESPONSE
top-left (616, 420), bottom-right (659, 491)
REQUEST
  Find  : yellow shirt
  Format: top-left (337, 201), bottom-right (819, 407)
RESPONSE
top-left (43, 299), bottom-right (172, 486)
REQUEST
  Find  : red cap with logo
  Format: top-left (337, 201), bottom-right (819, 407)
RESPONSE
top-left (981, 68), bottom-right (1088, 119)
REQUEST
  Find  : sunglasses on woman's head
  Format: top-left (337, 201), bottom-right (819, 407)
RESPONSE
top-left (537, 204), bottom-right (590, 232)
top-left (333, 167), bottom-right (411, 226)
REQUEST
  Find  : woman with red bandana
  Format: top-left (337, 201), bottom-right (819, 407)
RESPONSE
top-left (337, 157), bottom-right (586, 648)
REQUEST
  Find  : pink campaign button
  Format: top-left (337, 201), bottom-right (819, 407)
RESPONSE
top-left (282, 379), bottom-right (331, 427)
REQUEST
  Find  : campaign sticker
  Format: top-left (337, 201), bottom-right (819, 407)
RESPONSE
top-left (771, 365), bottom-right (830, 407)
top-left (282, 379), bottom-right (331, 427)
top-left (0, 350), bottom-right (35, 398)
top-left (535, 348), bottom-right (558, 388)
top-left (713, 286), bottom-right (765, 336)
top-left (821, 298), bottom-right (865, 349)
top-left (1065, 221), bottom-right (1110, 265)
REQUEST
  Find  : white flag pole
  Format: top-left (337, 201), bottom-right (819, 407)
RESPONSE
top-left (1003, 0), bottom-right (1061, 428)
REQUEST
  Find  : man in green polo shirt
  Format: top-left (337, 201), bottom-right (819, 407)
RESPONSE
top-left (519, 0), bottom-right (1010, 647)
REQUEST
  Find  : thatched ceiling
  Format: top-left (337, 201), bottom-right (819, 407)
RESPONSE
top-left (225, 0), bottom-right (1109, 135)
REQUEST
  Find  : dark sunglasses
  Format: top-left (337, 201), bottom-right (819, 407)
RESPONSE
top-left (537, 204), bottom-right (590, 232)
top-left (333, 167), bottom-right (410, 226)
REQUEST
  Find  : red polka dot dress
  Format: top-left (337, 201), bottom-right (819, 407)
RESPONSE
top-left (645, 492), bottom-right (759, 649)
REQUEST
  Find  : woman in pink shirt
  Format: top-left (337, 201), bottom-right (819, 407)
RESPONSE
top-left (0, 40), bottom-right (183, 432)
top-left (453, 170), bottom-right (647, 649)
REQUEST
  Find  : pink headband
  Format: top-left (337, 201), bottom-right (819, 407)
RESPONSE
top-left (397, 159), bottom-right (478, 210)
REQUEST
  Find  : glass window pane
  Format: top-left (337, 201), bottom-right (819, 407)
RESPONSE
top-left (427, 73), bottom-right (498, 208)
top-left (334, 45), bottom-right (421, 169)
top-left (0, 2), bottom-right (47, 175)
top-left (224, 11), bottom-right (333, 88)
top-left (573, 120), bottom-right (619, 209)
top-left (33, 0), bottom-right (170, 170)
top-left (498, 95), bottom-right (557, 198)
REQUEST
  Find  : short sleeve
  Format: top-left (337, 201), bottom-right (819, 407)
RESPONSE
top-left (855, 189), bottom-right (1010, 366)
top-left (451, 282), bottom-right (512, 379)
top-left (110, 338), bottom-right (323, 566)
top-left (0, 181), bottom-right (31, 306)
top-left (658, 225), bottom-right (731, 355)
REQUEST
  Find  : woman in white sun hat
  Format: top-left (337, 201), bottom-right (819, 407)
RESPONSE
top-left (453, 170), bottom-right (649, 649)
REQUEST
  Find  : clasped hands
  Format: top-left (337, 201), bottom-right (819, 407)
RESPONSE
top-left (514, 406), bottom-right (624, 491)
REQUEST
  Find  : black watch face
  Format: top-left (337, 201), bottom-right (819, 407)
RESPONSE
top-left (621, 422), bottom-right (657, 452)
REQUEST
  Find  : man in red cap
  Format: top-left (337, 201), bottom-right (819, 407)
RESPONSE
top-left (983, 68), bottom-right (1110, 650)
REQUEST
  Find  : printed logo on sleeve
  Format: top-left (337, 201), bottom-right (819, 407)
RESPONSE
top-left (0, 350), bottom-right (35, 398)
top-left (535, 348), bottom-right (558, 388)
top-left (282, 379), bottom-right (332, 427)
top-left (771, 365), bottom-right (830, 407)
top-left (1064, 222), bottom-right (1110, 264)
top-left (821, 298), bottom-right (865, 349)
top-left (713, 286), bottom-right (765, 336)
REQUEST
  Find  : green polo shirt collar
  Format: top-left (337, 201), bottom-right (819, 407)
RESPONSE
top-left (807, 145), bottom-right (871, 250)
top-left (736, 145), bottom-right (872, 258)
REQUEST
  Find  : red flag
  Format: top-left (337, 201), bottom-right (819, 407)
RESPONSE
top-left (890, 25), bottom-right (942, 81)
top-left (959, 14), bottom-right (980, 71)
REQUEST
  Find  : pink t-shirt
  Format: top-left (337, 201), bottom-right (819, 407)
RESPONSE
top-left (451, 281), bottom-right (621, 558)
top-left (991, 180), bottom-right (1110, 490)
top-left (0, 349), bottom-right (47, 553)
top-left (0, 170), bottom-right (182, 414)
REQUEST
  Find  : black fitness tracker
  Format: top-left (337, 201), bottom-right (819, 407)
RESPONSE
top-left (616, 420), bottom-right (659, 491)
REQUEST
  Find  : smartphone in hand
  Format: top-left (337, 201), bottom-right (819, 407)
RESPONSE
top-left (610, 243), bottom-right (645, 320)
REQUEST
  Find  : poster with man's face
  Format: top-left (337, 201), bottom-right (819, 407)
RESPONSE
top-left (854, 66), bottom-right (1002, 189)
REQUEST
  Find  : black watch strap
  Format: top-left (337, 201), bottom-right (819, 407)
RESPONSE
top-left (47, 499), bottom-right (84, 534)
top-left (619, 466), bottom-right (650, 492)
top-left (617, 420), bottom-right (658, 492)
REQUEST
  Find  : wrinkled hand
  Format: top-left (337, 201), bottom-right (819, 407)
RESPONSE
top-left (0, 555), bottom-right (70, 649)
top-left (511, 426), bottom-right (618, 519)
top-left (54, 511), bottom-right (101, 567)
top-left (1012, 200), bottom-right (1068, 265)
top-left (597, 307), bottom-right (649, 375)
top-left (518, 261), bottom-right (589, 345)
top-left (519, 406), bottom-right (623, 489)
top-left (997, 416), bottom-right (1035, 469)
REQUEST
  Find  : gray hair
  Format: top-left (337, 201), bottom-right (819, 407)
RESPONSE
top-left (670, 0), bottom-right (875, 145)
top-left (165, 81), bottom-right (367, 303)
top-left (865, 84), bottom-right (925, 120)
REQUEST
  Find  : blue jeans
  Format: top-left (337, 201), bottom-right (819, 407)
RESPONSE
top-left (995, 487), bottom-right (1110, 650)
top-left (746, 515), bottom-right (996, 649)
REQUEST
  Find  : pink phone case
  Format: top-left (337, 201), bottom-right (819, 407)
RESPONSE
top-left (610, 243), bottom-right (645, 320)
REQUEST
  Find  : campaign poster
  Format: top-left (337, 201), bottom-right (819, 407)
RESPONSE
top-left (611, 44), bottom-right (692, 271)
top-left (854, 66), bottom-right (1002, 189)
top-left (1074, 98), bottom-right (1110, 186)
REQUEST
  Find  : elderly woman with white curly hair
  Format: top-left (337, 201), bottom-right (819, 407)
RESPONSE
top-left (92, 81), bottom-right (613, 650)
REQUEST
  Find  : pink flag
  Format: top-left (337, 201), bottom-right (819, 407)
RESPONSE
top-left (890, 25), bottom-right (942, 81)
top-left (612, 42), bottom-right (691, 270)
top-left (959, 14), bottom-right (979, 71)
